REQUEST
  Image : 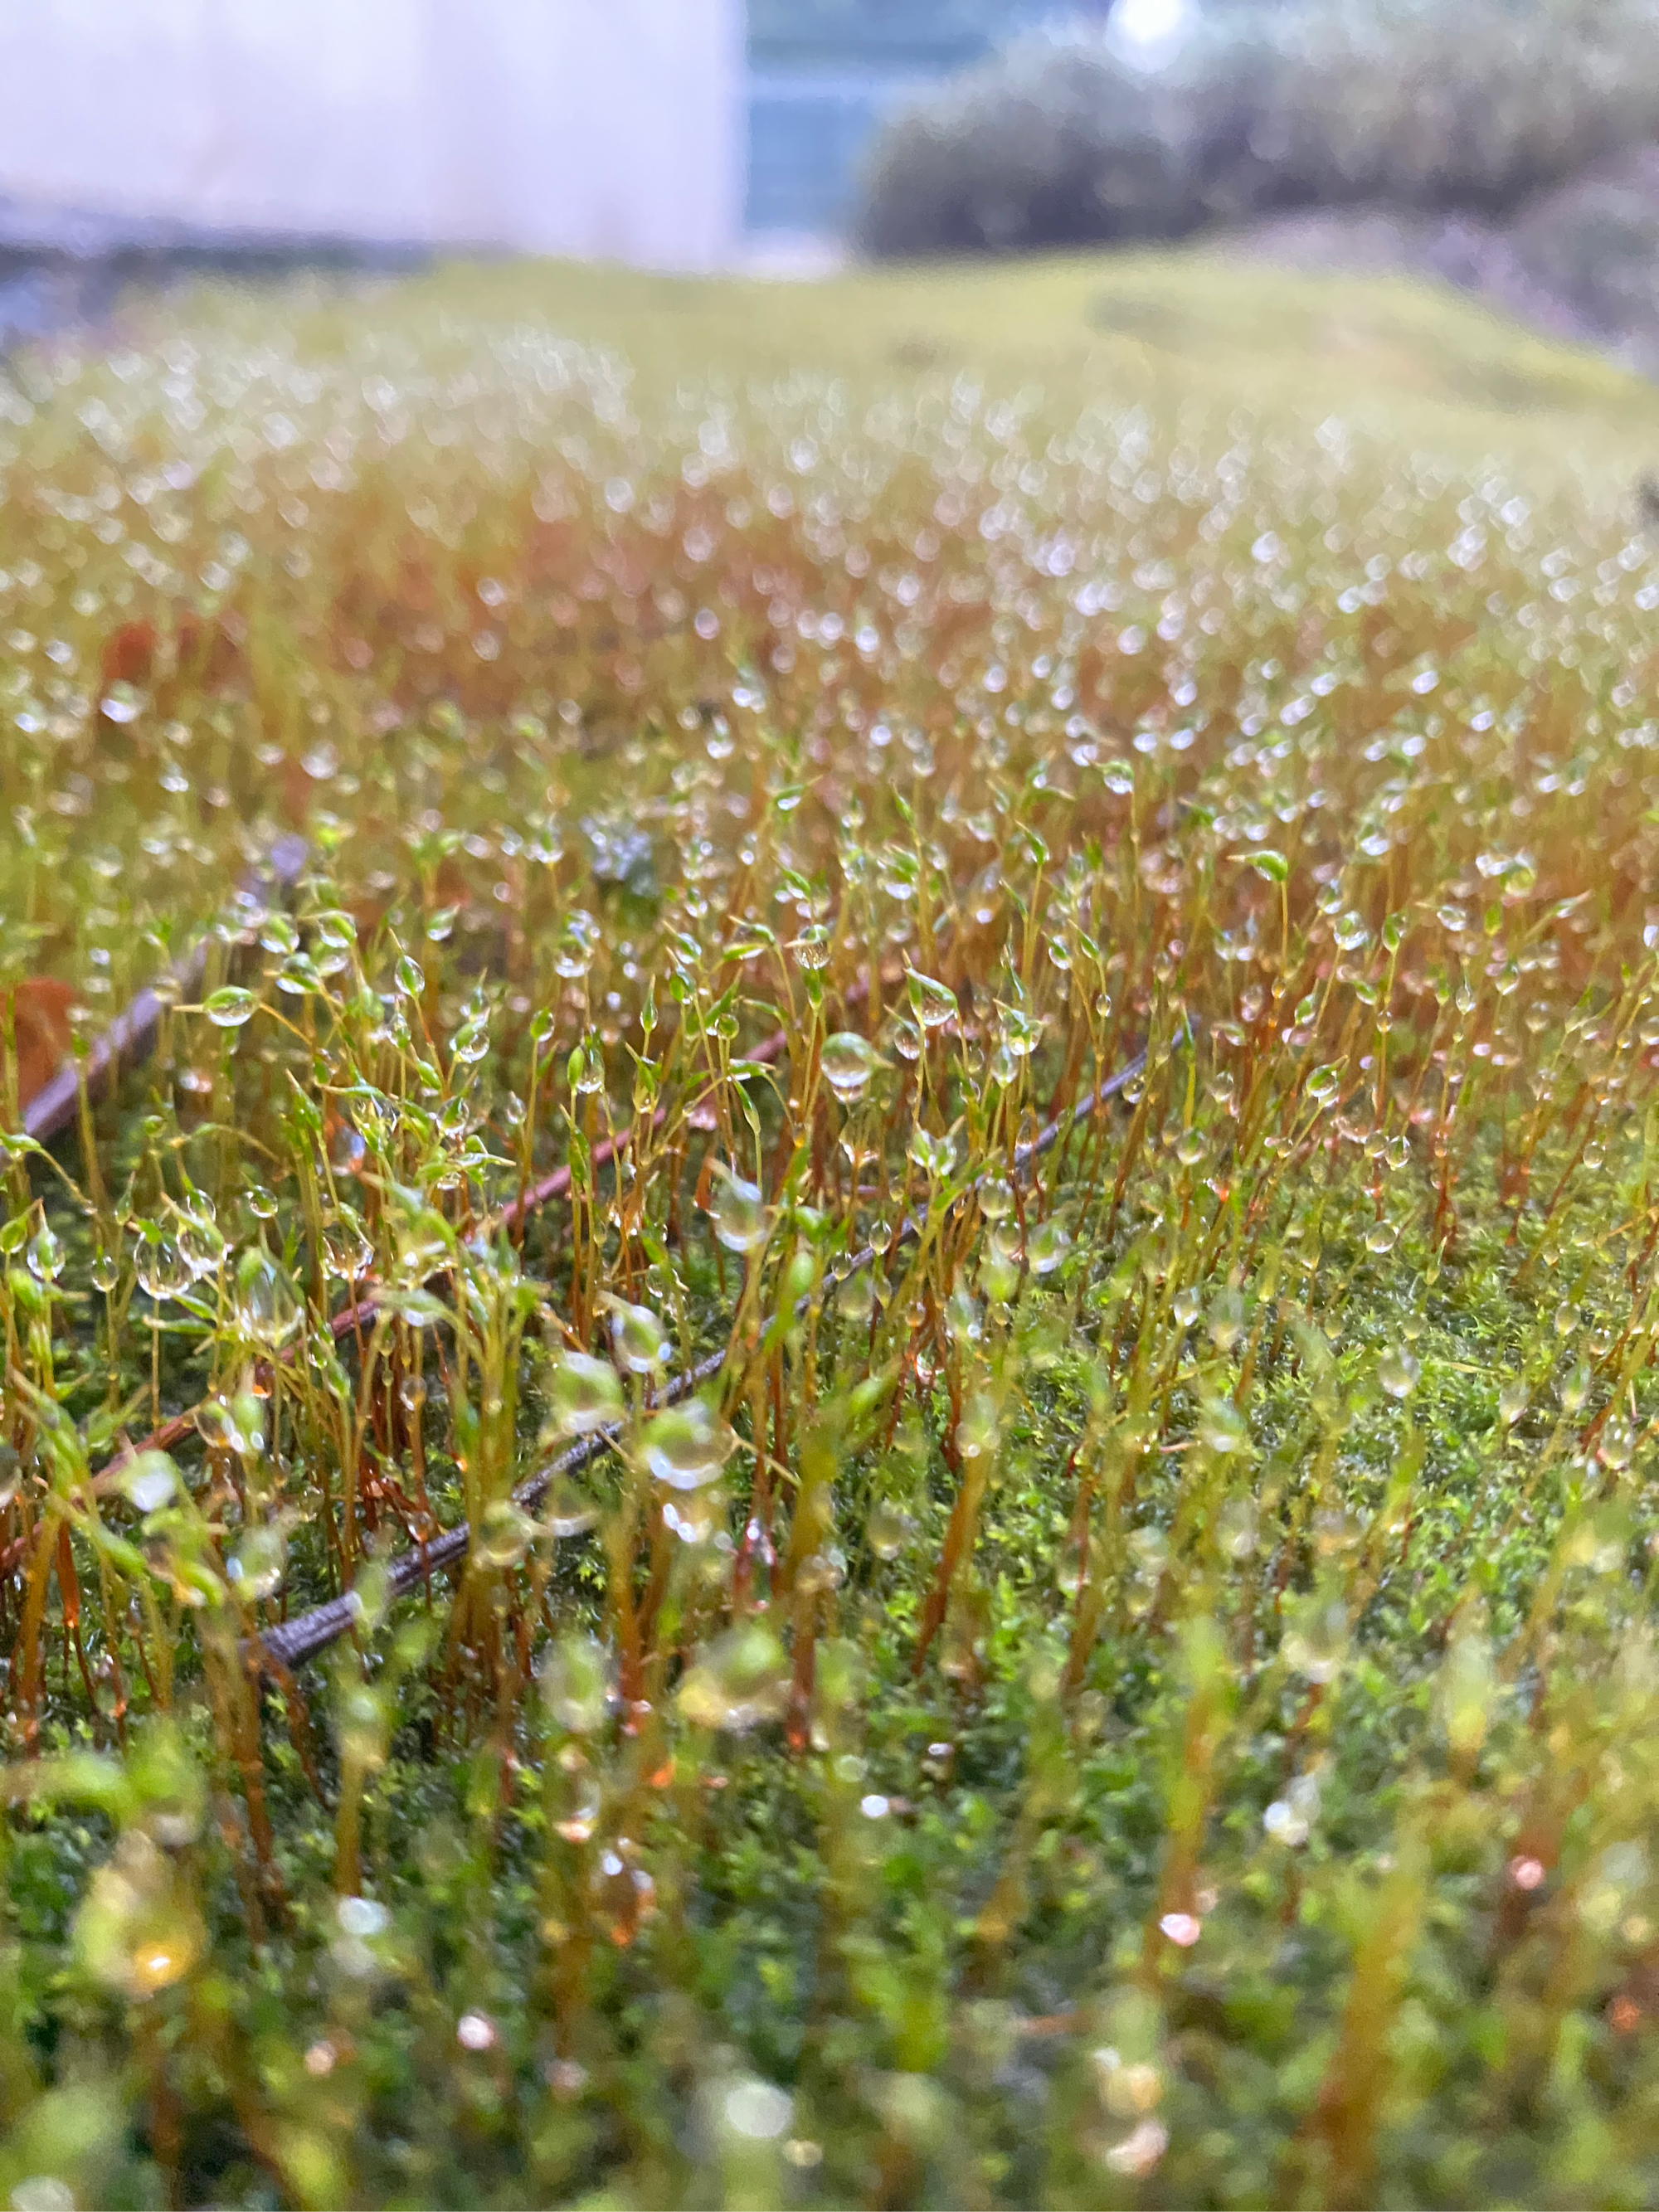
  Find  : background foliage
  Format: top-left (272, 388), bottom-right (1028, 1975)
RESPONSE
top-left (853, 0), bottom-right (1659, 260)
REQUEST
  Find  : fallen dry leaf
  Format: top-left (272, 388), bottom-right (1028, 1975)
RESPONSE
top-left (7, 978), bottom-right (77, 1106)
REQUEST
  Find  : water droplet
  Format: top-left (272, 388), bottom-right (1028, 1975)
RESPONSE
top-left (546, 1352), bottom-right (623, 1437)
top-left (335, 1684), bottom-right (389, 1772)
top-left (100, 683), bottom-right (143, 724)
top-left (134, 1232), bottom-right (190, 1304)
top-left (821, 1030), bottom-right (879, 1103)
top-left (788, 925), bottom-right (830, 971)
top-left (867, 1500), bottom-right (915, 1561)
top-left (450, 1013), bottom-right (491, 1066)
top-left (712, 1172), bottom-right (768, 1254)
top-left (642, 1399), bottom-right (735, 1491)
top-left (590, 1840), bottom-right (655, 1947)
top-left (337, 1896), bottom-right (389, 1938)
top-left (906, 969), bottom-right (957, 1032)
top-left (1282, 1597), bottom-right (1348, 1684)
top-left (203, 986), bottom-right (256, 1029)
top-left (1209, 1291), bottom-right (1246, 1351)
top-left (1197, 1398), bottom-right (1248, 1456)
top-left (569, 1038), bottom-right (605, 1096)
top-left (540, 1476), bottom-right (601, 1539)
top-left (24, 1225), bottom-right (64, 1284)
top-left (12, 2175), bottom-right (75, 2212)
top-left (1598, 1419), bottom-right (1635, 1471)
top-left (978, 1176), bottom-right (1015, 1223)
top-left (321, 1218), bottom-right (374, 1281)
top-left (1027, 1219), bottom-right (1071, 1276)
top-left (956, 1393), bottom-right (999, 1461)
top-left (119, 1452), bottom-right (178, 1515)
top-left (235, 1252), bottom-right (300, 1347)
top-left (227, 1523), bottom-right (286, 1602)
top-left (723, 2078), bottom-right (792, 2141)
top-left (664, 1487), bottom-right (725, 1546)
top-left (907, 1126), bottom-right (956, 1179)
top-left (678, 1623), bottom-right (789, 1731)
top-left (175, 1212), bottom-right (223, 1284)
top-left (1217, 1498), bottom-right (1257, 1559)
top-left (540, 1634), bottom-right (615, 1735)
top-left (1263, 1798), bottom-right (1311, 1847)
top-left (476, 1498), bottom-right (534, 1569)
top-left (606, 1298), bottom-right (669, 1374)
top-left (1378, 1346), bottom-right (1421, 1400)
top-left (553, 911), bottom-right (599, 980)
top-left (76, 1833), bottom-right (203, 2001)
top-left (1172, 1286), bottom-right (1200, 1328)
top-left (330, 1121), bottom-right (367, 1175)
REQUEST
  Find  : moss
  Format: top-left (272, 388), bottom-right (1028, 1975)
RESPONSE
top-left (0, 254), bottom-right (1655, 2205)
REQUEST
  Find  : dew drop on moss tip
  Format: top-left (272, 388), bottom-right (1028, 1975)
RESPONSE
top-left (905, 970), bottom-right (956, 1032)
top-left (1027, 1219), bottom-right (1071, 1276)
top-left (607, 1297), bottom-right (669, 1374)
top-left (540, 1475), bottom-right (601, 1539)
top-left (203, 985), bottom-right (256, 1028)
top-left (643, 1400), bottom-right (734, 1491)
top-left (677, 1623), bottom-right (789, 1732)
top-left (476, 1498), bottom-right (535, 1569)
top-left (547, 1351), bottom-right (623, 1437)
top-left (1378, 1345), bottom-right (1421, 1400)
top-left (821, 1029), bottom-right (878, 1103)
top-left (26, 1226), bottom-right (65, 1283)
top-left (540, 1632), bottom-right (615, 1734)
top-left (234, 1250), bottom-right (300, 1348)
top-left (712, 1173), bottom-right (768, 1254)
top-left (978, 1175), bottom-right (1014, 1223)
top-left (866, 1500), bottom-right (914, 1562)
top-left (120, 1455), bottom-right (178, 1515)
top-left (227, 1524), bottom-right (286, 1601)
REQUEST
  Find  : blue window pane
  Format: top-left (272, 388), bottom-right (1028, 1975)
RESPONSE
top-left (744, 0), bottom-right (1068, 233)
top-left (747, 85), bottom-right (893, 232)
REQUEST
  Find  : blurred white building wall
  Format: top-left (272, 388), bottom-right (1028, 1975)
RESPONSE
top-left (0, 0), bottom-right (744, 267)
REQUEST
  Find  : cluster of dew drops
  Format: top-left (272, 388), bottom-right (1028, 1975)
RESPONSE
top-left (0, 288), bottom-right (1657, 1804)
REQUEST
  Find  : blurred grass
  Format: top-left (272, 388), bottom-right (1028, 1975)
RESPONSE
top-left (308, 246), bottom-right (1659, 480)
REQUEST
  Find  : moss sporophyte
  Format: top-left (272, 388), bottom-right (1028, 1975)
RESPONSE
top-left (0, 263), bottom-right (1655, 2208)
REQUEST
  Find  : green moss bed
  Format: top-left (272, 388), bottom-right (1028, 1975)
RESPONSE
top-left (0, 255), bottom-right (1655, 2207)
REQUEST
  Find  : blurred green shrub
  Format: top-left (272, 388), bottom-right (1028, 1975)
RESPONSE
top-left (853, 0), bottom-right (1659, 255)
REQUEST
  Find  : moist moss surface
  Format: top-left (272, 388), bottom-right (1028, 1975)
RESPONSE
top-left (0, 254), bottom-right (1656, 2207)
